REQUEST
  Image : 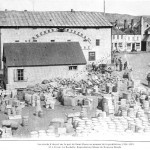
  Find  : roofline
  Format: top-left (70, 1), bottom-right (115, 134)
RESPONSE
top-left (0, 26), bottom-right (112, 28)
top-left (6, 63), bottom-right (87, 68)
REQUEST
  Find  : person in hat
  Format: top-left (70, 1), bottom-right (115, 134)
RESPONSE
top-left (0, 128), bottom-right (3, 138)
top-left (147, 72), bottom-right (150, 88)
top-left (118, 57), bottom-right (123, 71)
top-left (124, 61), bottom-right (128, 70)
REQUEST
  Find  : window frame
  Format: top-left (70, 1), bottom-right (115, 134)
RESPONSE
top-left (117, 35), bottom-right (119, 39)
top-left (127, 43), bottom-right (131, 49)
top-left (89, 52), bottom-right (96, 61)
top-left (69, 66), bottom-right (78, 71)
top-left (96, 39), bottom-right (100, 46)
top-left (113, 35), bottom-right (115, 39)
top-left (136, 43), bottom-right (140, 49)
top-left (17, 69), bottom-right (24, 81)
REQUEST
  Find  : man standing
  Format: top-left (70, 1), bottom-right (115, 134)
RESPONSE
top-left (118, 57), bottom-right (122, 71)
top-left (147, 72), bottom-right (150, 88)
top-left (124, 61), bottom-right (128, 70)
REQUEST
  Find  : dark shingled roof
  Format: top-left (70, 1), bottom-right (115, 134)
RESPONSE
top-left (3, 42), bottom-right (87, 67)
top-left (112, 27), bottom-right (125, 35)
top-left (123, 28), bottom-right (140, 35)
top-left (0, 11), bottom-right (112, 27)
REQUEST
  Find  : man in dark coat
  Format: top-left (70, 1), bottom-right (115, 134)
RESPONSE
top-left (147, 73), bottom-right (150, 88)
top-left (118, 57), bottom-right (122, 71)
top-left (124, 61), bottom-right (128, 70)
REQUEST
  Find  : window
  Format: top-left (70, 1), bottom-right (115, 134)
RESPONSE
top-left (121, 35), bottom-right (123, 39)
top-left (113, 35), bottom-right (115, 39)
top-left (51, 40), bottom-right (55, 42)
top-left (136, 43), bottom-right (140, 49)
top-left (17, 69), bottom-right (24, 81)
top-left (96, 39), bottom-right (100, 46)
top-left (83, 39), bottom-right (88, 42)
top-left (137, 37), bottom-right (139, 41)
top-left (117, 35), bottom-right (119, 39)
top-left (67, 40), bottom-right (71, 42)
top-left (69, 66), bottom-right (78, 70)
top-left (89, 52), bottom-right (95, 61)
top-left (128, 37), bottom-right (130, 41)
top-left (132, 37), bottom-right (134, 41)
top-left (119, 43), bottom-right (123, 48)
top-left (33, 40), bottom-right (37, 42)
top-left (127, 43), bottom-right (131, 49)
top-left (15, 40), bottom-right (19, 42)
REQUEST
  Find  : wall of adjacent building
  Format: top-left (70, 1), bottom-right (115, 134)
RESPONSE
top-left (112, 34), bottom-right (126, 51)
top-left (6, 65), bottom-right (86, 90)
top-left (112, 34), bottom-right (141, 52)
top-left (1, 27), bottom-right (112, 68)
top-left (125, 35), bottom-right (141, 52)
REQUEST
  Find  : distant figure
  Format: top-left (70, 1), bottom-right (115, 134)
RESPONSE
top-left (115, 58), bottom-right (119, 71)
top-left (147, 72), bottom-right (150, 88)
top-left (118, 57), bottom-right (122, 71)
top-left (124, 61), bottom-right (128, 70)
top-left (92, 62), bottom-right (95, 71)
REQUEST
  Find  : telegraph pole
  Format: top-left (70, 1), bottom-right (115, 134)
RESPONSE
top-left (104, 0), bottom-right (105, 17)
top-left (32, 0), bottom-right (35, 11)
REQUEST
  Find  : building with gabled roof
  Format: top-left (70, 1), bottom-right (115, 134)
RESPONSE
top-left (0, 10), bottom-right (112, 70)
top-left (3, 42), bottom-right (86, 89)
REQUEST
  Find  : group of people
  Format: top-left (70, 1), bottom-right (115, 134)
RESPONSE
top-left (113, 57), bottom-right (128, 71)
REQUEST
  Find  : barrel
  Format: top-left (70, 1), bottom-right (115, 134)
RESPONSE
top-left (143, 101), bottom-right (149, 110)
top-left (30, 131), bottom-right (39, 138)
top-left (112, 85), bottom-right (117, 92)
top-left (16, 106), bottom-right (22, 115)
top-left (7, 108), bottom-right (11, 116)
top-left (38, 130), bottom-right (47, 138)
top-left (0, 104), bottom-right (6, 112)
top-left (46, 129), bottom-right (55, 136)
top-left (121, 110), bottom-right (127, 117)
top-left (22, 116), bottom-right (29, 126)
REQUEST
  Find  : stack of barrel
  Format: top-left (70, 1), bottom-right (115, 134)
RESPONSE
top-left (22, 116), bottom-right (29, 126)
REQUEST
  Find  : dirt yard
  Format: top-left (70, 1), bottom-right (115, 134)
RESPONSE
top-left (115, 52), bottom-right (150, 86)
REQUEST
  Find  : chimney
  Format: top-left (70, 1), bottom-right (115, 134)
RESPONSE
top-left (71, 9), bottom-right (74, 12)
top-left (131, 19), bottom-right (134, 30)
top-left (115, 20), bottom-right (118, 27)
top-left (124, 20), bottom-right (128, 30)
top-left (140, 16), bottom-right (144, 40)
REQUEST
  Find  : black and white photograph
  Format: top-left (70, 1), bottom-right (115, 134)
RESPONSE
top-left (0, 0), bottom-right (150, 149)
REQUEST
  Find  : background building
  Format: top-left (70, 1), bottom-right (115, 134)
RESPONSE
top-left (112, 26), bottom-right (126, 51)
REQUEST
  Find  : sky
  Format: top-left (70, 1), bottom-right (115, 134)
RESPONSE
top-left (0, 0), bottom-right (150, 16)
